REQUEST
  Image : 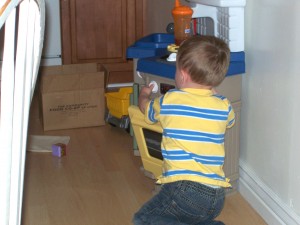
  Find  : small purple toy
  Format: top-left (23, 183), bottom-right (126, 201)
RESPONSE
top-left (52, 143), bottom-right (67, 157)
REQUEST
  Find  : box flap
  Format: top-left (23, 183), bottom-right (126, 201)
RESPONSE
top-left (40, 64), bottom-right (105, 93)
top-left (40, 63), bottom-right (98, 76)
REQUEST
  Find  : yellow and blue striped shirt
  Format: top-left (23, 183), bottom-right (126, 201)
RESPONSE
top-left (144, 88), bottom-right (235, 188)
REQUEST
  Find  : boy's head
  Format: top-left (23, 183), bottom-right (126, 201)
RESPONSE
top-left (176, 35), bottom-right (230, 87)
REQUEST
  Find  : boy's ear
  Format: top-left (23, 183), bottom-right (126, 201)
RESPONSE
top-left (180, 69), bottom-right (190, 83)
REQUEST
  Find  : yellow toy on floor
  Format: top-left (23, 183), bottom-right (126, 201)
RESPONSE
top-left (105, 87), bottom-right (133, 129)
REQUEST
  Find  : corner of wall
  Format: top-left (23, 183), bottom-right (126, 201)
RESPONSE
top-left (238, 160), bottom-right (300, 225)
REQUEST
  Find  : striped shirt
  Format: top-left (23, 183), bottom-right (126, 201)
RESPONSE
top-left (144, 88), bottom-right (235, 188)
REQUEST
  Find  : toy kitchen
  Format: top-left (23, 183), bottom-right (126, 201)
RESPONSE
top-left (127, 0), bottom-right (246, 193)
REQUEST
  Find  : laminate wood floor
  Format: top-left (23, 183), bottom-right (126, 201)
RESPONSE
top-left (21, 95), bottom-right (267, 225)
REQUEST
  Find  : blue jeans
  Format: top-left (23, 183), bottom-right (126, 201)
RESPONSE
top-left (133, 180), bottom-right (225, 225)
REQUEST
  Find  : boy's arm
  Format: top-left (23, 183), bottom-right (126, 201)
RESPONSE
top-left (227, 103), bottom-right (235, 128)
top-left (212, 88), bottom-right (235, 128)
top-left (138, 85), bottom-right (154, 114)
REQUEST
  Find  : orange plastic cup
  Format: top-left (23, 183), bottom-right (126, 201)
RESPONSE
top-left (172, 0), bottom-right (193, 46)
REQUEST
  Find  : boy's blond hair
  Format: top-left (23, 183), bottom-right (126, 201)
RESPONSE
top-left (176, 35), bottom-right (230, 87)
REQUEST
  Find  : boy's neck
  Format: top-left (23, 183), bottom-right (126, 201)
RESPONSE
top-left (178, 69), bottom-right (213, 90)
top-left (181, 82), bottom-right (212, 90)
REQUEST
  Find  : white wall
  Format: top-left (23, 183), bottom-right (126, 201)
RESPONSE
top-left (240, 0), bottom-right (300, 224)
top-left (144, 0), bottom-right (189, 35)
top-left (144, 0), bottom-right (174, 35)
top-left (41, 0), bottom-right (62, 65)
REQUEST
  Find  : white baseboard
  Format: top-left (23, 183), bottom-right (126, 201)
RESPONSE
top-left (238, 160), bottom-right (300, 225)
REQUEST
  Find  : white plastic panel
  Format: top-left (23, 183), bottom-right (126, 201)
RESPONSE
top-left (189, 2), bottom-right (245, 51)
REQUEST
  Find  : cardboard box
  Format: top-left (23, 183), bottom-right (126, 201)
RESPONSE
top-left (102, 63), bottom-right (133, 87)
top-left (39, 63), bottom-right (105, 131)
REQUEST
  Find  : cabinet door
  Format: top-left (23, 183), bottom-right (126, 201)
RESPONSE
top-left (61, 0), bottom-right (144, 64)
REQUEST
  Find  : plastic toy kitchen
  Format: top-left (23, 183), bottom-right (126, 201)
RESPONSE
top-left (127, 0), bottom-right (246, 192)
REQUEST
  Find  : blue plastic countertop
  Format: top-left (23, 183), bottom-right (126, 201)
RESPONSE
top-left (136, 55), bottom-right (245, 79)
top-left (127, 33), bottom-right (245, 79)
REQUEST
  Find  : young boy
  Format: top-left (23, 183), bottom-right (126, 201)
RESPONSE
top-left (133, 35), bottom-right (235, 225)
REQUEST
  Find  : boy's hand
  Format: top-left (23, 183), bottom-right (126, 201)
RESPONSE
top-left (138, 84), bottom-right (154, 114)
top-left (140, 84), bottom-right (154, 97)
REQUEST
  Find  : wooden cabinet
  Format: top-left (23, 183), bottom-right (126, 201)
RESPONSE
top-left (60, 0), bottom-right (144, 84)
